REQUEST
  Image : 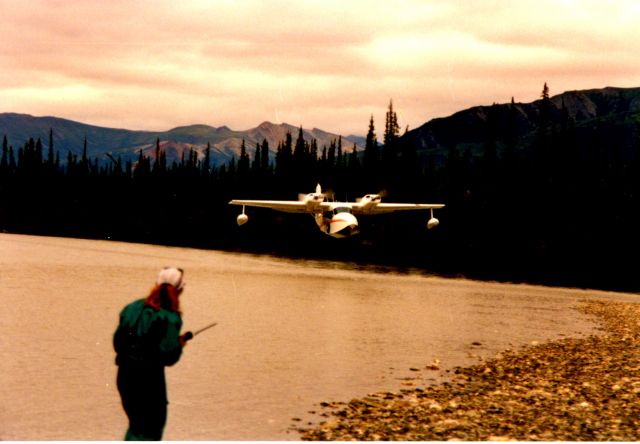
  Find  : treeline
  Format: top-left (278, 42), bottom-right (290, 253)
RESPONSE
top-left (0, 100), bottom-right (426, 199)
top-left (0, 101), bottom-right (413, 244)
top-left (436, 84), bottom-right (640, 292)
top-left (1, 87), bottom-right (639, 292)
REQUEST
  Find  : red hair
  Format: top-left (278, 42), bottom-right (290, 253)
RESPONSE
top-left (145, 283), bottom-right (181, 314)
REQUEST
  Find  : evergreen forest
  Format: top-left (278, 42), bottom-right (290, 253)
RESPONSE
top-left (1, 85), bottom-right (639, 293)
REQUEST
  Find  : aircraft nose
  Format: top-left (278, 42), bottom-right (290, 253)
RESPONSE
top-left (329, 213), bottom-right (359, 237)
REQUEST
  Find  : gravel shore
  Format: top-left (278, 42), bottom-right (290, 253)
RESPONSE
top-left (299, 300), bottom-right (640, 440)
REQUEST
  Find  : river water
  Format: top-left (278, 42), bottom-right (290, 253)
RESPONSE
top-left (0, 233), bottom-right (637, 440)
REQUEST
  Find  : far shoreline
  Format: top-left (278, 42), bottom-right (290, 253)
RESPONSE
top-left (2, 229), bottom-right (637, 295)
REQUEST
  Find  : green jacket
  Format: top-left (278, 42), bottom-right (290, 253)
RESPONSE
top-left (113, 299), bottom-right (183, 367)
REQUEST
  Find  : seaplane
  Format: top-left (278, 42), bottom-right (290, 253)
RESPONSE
top-left (229, 184), bottom-right (445, 239)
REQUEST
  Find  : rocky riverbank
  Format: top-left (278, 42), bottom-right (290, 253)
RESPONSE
top-left (299, 300), bottom-right (640, 440)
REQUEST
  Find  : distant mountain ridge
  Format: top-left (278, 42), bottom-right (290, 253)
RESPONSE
top-left (3, 85), bottom-right (639, 167)
top-left (0, 114), bottom-right (366, 165)
top-left (403, 86), bottom-right (640, 163)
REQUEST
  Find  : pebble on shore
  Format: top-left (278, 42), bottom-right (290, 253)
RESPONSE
top-left (299, 300), bottom-right (640, 441)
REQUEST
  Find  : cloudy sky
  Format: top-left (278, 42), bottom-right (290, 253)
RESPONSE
top-left (2, 0), bottom-right (639, 136)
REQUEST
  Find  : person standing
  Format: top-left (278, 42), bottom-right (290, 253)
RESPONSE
top-left (113, 267), bottom-right (190, 440)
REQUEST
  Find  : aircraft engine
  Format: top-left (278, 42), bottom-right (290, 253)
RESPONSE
top-left (329, 212), bottom-right (359, 238)
top-left (427, 217), bottom-right (440, 230)
top-left (237, 213), bottom-right (249, 226)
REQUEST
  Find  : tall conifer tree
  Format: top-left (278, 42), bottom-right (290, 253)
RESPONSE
top-left (201, 142), bottom-right (211, 177)
top-left (1, 135), bottom-right (8, 173)
top-left (260, 138), bottom-right (270, 172)
top-left (238, 139), bottom-right (250, 177)
top-left (48, 128), bottom-right (54, 167)
top-left (363, 115), bottom-right (378, 171)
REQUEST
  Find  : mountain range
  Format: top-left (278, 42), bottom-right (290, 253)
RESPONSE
top-left (0, 114), bottom-right (366, 166)
top-left (2, 85), bottom-right (640, 167)
top-left (403, 86), bottom-right (640, 165)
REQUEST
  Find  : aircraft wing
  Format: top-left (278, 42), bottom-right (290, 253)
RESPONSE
top-left (351, 203), bottom-right (445, 215)
top-left (229, 199), bottom-right (332, 214)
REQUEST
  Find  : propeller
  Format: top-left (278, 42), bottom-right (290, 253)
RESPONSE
top-left (323, 187), bottom-right (335, 201)
top-left (356, 189), bottom-right (387, 203)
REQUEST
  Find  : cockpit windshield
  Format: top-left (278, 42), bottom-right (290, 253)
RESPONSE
top-left (333, 206), bottom-right (352, 214)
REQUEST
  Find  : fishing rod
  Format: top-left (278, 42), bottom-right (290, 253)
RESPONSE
top-left (182, 321), bottom-right (218, 342)
top-left (183, 276), bottom-right (233, 343)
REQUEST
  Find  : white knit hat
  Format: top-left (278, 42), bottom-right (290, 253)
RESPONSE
top-left (156, 267), bottom-right (185, 291)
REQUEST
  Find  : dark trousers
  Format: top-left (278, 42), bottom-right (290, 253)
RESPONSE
top-left (117, 364), bottom-right (168, 440)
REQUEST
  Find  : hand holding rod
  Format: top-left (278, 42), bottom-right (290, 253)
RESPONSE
top-left (182, 321), bottom-right (218, 342)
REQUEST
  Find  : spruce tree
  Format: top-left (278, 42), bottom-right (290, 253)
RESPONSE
top-left (113, 156), bottom-right (123, 177)
top-left (252, 141), bottom-right (261, 174)
top-left (238, 139), bottom-right (250, 177)
top-left (275, 142), bottom-right (282, 174)
top-left (283, 132), bottom-right (293, 160)
top-left (260, 138), bottom-right (270, 173)
top-left (275, 132), bottom-right (293, 184)
top-left (1, 135), bottom-right (8, 174)
top-left (349, 144), bottom-right (359, 170)
top-left (310, 138), bottom-right (318, 163)
top-left (134, 149), bottom-right (149, 178)
top-left (383, 99), bottom-right (400, 148)
top-left (228, 156), bottom-right (236, 175)
top-left (48, 128), bottom-right (54, 167)
top-left (382, 100), bottom-right (400, 168)
top-left (363, 115), bottom-right (378, 171)
top-left (504, 97), bottom-right (518, 170)
top-left (382, 100), bottom-right (401, 192)
top-left (35, 138), bottom-right (43, 167)
top-left (81, 137), bottom-right (89, 176)
top-left (188, 148), bottom-right (198, 172)
top-left (538, 82), bottom-right (552, 135)
top-left (67, 151), bottom-right (74, 176)
top-left (202, 142), bottom-right (211, 177)
top-left (293, 126), bottom-right (306, 164)
top-left (9, 146), bottom-right (16, 171)
top-left (327, 139), bottom-right (336, 168)
top-left (535, 82), bottom-right (553, 176)
top-left (482, 103), bottom-right (499, 174)
top-left (153, 138), bottom-right (161, 174)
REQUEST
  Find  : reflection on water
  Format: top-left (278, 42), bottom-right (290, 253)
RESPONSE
top-left (0, 233), bottom-right (635, 440)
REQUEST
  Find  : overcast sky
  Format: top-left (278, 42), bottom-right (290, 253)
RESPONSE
top-left (1, 0), bottom-right (639, 136)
